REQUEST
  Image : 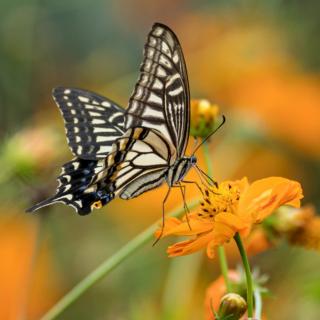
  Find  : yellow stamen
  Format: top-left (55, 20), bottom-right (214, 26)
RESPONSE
top-left (200, 183), bottom-right (241, 219)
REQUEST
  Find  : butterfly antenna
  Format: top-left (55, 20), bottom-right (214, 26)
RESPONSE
top-left (192, 115), bottom-right (226, 155)
top-left (191, 136), bottom-right (199, 154)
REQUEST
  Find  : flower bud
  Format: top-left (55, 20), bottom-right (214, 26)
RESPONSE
top-left (273, 206), bottom-right (312, 233)
top-left (2, 127), bottom-right (61, 177)
top-left (218, 293), bottom-right (247, 320)
top-left (190, 99), bottom-right (219, 138)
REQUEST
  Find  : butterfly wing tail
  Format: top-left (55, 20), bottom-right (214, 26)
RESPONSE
top-left (26, 197), bottom-right (60, 213)
top-left (26, 158), bottom-right (114, 215)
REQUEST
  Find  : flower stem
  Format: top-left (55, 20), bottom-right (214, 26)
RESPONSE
top-left (234, 232), bottom-right (254, 318)
top-left (202, 141), bottom-right (231, 293)
top-left (217, 246), bottom-right (232, 292)
top-left (254, 288), bottom-right (262, 320)
top-left (40, 199), bottom-right (199, 320)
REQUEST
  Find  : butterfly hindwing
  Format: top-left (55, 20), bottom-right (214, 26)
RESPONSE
top-left (26, 158), bottom-right (111, 214)
top-left (125, 23), bottom-right (190, 157)
top-left (53, 87), bottom-right (125, 160)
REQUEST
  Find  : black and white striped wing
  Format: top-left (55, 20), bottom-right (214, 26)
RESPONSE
top-left (26, 157), bottom-right (108, 214)
top-left (89, 127), bottom-right (176, 200)
top-left (27, 127), bottom-right (173, 214)
top-left (125, 23), bottom-right (190, 157)
top-left (53, 87), bottom-right (125, 160)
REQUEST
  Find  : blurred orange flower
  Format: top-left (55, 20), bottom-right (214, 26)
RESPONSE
top-left (289, 216), bottom-right (320, 251)
top-left (157, 177), bottom-right (303, 258)
top-left (0, 212), bottom-right (61, 320)
top-left (244, 228), bottom-right (274, 256)
top-left (272, 205), bottom-right (320, 251)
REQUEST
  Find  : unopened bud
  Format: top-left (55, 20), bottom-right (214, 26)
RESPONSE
top-left (218, 293), bottom-right (247, 320)
top-left (190, 99), bottom-right (219, 138)
top-left (274, 206), bottom-right (312, 233)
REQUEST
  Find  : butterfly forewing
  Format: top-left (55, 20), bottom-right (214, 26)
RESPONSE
top-left (85, 23), bottom-right (190, 206)
top-left (89, 127), bottom-right (175, 199)
top-left (53, 87), bottom-right (125, 160)
top-left (125, 23), bottom-right (190, 157)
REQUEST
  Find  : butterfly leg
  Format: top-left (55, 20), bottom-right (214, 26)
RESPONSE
top-left (195, 165), bottom-right (218, 187)
top-left (153, 186), bottom-right (172, 246)
top-left (193, 166), bottom-right (211, 188)
top-left (194, 165), bottom-right (219, 192)
top-left (177, 182), bottom-right (192, 231)
top-left (181, 180), bottom-right (204, 195)
top-left (178, 183), bottom-right (189, 214)
top-left (170, 184), bottom-right (189, 217)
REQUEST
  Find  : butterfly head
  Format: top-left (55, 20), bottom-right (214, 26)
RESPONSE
top-left (190, 155), bottom-right (197, 165)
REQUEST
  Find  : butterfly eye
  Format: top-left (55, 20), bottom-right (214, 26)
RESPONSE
top-left (91, 201), bottom-right (103, 209)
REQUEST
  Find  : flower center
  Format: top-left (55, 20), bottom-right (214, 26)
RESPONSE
top-left (198, 183), bottom-right (240, 220)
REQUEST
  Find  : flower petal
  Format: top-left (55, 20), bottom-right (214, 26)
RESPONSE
top-left (167, 232), bottom-right (213, 257)
top-left (238, 177), bottom-right (303, 223)
top-left (223, 177), bottom-right (249, 194)
top-left (156, 216), bottom-right (213, 238)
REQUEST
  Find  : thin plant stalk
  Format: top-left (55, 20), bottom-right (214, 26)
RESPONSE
top-left (234, 232), bottom-right (254, 318)
top-left (254, 289), bottom-right (262, 320)
top-left (217, 246), bottom-right (232, 292)
top-left (40, 199), bottom-right (199, 320)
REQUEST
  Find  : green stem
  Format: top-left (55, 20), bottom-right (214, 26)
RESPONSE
top-left (234, 232), bottom-right (253, 318)
top-left (254, 289), bottom-right (262, 320)
top-left (40, 199), bottom-right (199, 320)
top-left (217, 246), bottom-right (232, 293)
top-left (202, 141), bottom-right (231, 293)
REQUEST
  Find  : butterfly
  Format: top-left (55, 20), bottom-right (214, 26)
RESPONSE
top-left (27, 23), bottom-right (202, 215)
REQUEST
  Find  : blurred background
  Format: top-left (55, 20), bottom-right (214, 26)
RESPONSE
top-left (1, 0), bottom-right (320, 319)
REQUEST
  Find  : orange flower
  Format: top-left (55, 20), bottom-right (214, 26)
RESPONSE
top-left (289, 216), bottom-right (320, 251)
top-left (276, 205), bottom-right (320, 251)
top-left (245, 227), bottom-right (275, 256)
top-left (157, 177), bottom-right (303, 258)
top-left (0, 212), bottom-right (62, 320)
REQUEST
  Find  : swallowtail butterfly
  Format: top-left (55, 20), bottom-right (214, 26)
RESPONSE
top-left (27, 23), bottom-right (199, 215)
